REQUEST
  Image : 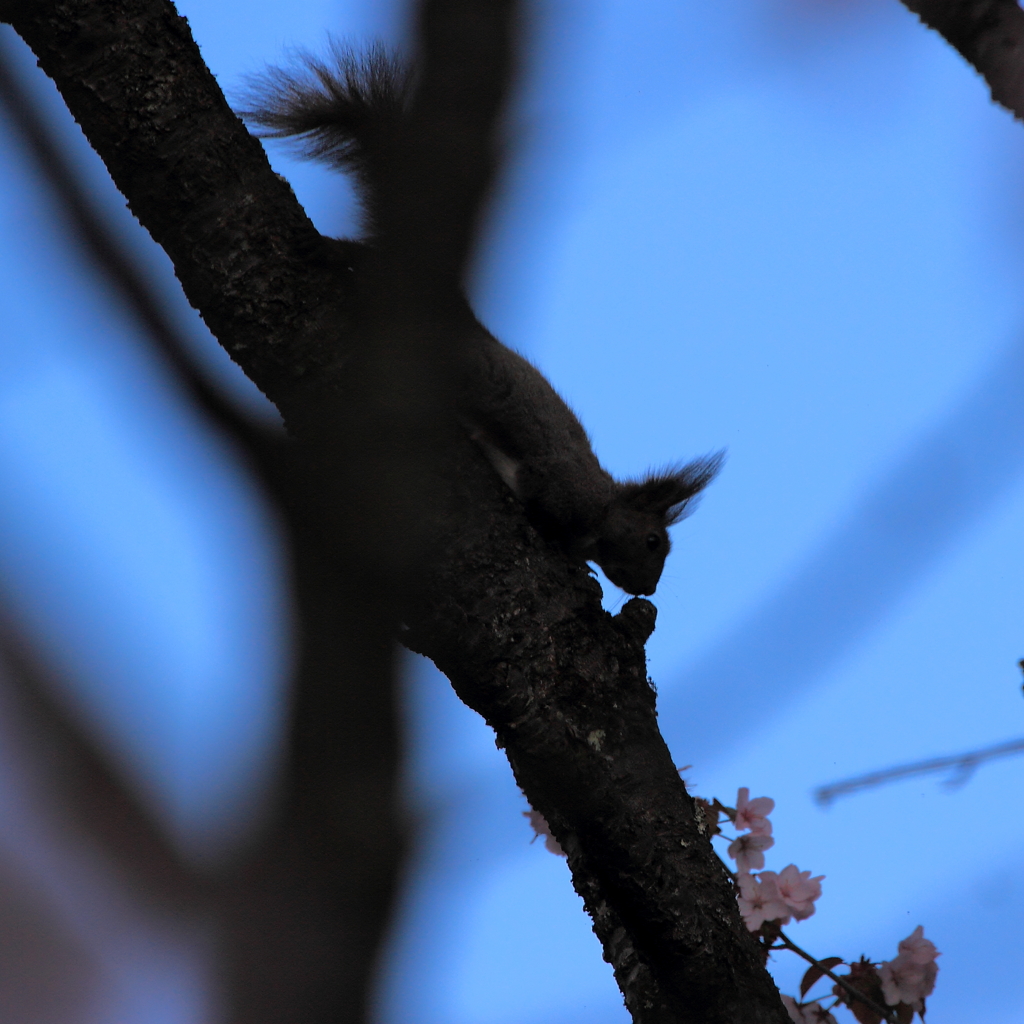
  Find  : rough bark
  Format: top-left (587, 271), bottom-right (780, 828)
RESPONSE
top-left (404, 447), bottom-right (785, 1023)
top-left (0, 21), bottom-right (405, 1023)
top-left (3, 0), bottom-right (790, 1020)
top-left (7, 0), bottom-right (350, 404)
top-left (898, 0), bottom-right (1024, 119)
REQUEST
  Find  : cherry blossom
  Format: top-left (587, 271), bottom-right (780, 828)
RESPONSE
top-left (771, 864), bottom-right (824, 921)
top-left (736, 871), bottom-right (790, 930)
top-left (734, 787), bottom-right (774, 835)
top-left (712, 782), bottom-right (939, 1013)
top-left (879, 925), bottom-right (940, 1010)
top-left (897, 925), bottom-right (940, 966)
top-left (523, 810), bottom-right (565, 856)
top-left (781, 995), bottom-right (838, 1024)
top-left (727, 832), bottom-right (774, 872)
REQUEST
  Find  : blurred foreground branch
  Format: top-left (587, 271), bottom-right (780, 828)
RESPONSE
top-left (0, 20), bottom-right (406, 1023)
top-left (1, 0), bottom-right (792, 1021)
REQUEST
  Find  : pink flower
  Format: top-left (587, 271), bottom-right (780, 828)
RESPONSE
top-left (734, 787), bottom-right (774, 835)
top-left (523, 810), bottom-right (565, 856)
top-left (737, 872), bottom-right (790, 930)
top-left (781, 995), bottom-right (838, 1024)
top-left (771, 864), bottom-right (824, 921)
top-left (879, 926), bottom-right (940, 1009)
top-left (727, 832), bottom-right (774, 872)
top-left (896, 925), bottom-right (940, 966)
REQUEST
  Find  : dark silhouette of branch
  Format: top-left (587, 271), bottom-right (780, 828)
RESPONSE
top-left (0, 23), bottom-right (402, 1023)
top-left (776, 932), bottom-right (899, 1024)
top-left (0, 630), bottom-right (188, 1023)
top-left (0, 851), bottom-right (99, 1024)
top-left (4, 2), bottom-right (351, 407)
top-left (0, 31), bottom-right (263, 899)
top-left (897, 0), bottom-right (1024, 119)
top-left (217, 9), bottom-right (526, 1017)
top-left (815, 735), bottom-right (1024, 806)
top-left (2, 1), bottom-right (793, 1020)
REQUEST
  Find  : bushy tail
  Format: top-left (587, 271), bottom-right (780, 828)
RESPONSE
top-left (239, 43), bottom-right (410, 235)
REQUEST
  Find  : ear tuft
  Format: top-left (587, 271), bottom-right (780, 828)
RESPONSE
top-left (618, 451), bottom-right (724, 524)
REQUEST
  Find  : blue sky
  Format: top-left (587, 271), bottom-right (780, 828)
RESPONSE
top-left (1, 0), bottom-right (1023, 1021)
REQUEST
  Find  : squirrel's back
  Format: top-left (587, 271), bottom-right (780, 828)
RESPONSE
top-left (241, 45), bottom-right (722, 595)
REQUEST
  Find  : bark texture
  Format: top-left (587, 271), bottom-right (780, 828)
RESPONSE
top-left (404, 447), bottom-right (786, 1022)
top-left (4, 0), bottom-right (791, 1020)
top-left (899, 0), bottom-right (1024, 119)
top-left (9, 0), bottom-right (349, 402)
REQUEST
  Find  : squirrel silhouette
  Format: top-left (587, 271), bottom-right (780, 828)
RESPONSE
top-left (241, 45), bottom-right (722, 596)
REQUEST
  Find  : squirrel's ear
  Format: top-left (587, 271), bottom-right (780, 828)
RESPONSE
top-left (618, 452), bottom-right (724, 524)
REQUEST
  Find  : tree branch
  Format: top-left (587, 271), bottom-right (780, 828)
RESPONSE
top-left (815, 734), bottom-right (1024, 805)
top-left (898, 0), bottom-right (1024, 120)
top-left (4, 0), bottom-right (352, 405)
top-left (776, 932), bottom-right (898, 1024)
top-left (4, 0), bottom-right (791, 1020)
top-left (403, 458), bottom-right (786, 1022)
top-left (0, 71), bottom-right (403, 1015)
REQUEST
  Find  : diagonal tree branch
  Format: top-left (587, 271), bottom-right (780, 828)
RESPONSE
top-left (4, 0), bottom-right (352, 406)
top-left (0, 14), bottom-right (404, 1022)
top-left (898, 0), bottom-right (1024, 119)
top-left (815, 734), bottom-right (1024, 805)
top-left (3, 1), bottom-right (791, 1020)
top-left (402, 484), bottom-right (786, 1022)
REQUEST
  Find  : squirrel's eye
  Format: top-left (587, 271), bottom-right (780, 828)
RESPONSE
top-left (646, 533), bottom-right (661, 552)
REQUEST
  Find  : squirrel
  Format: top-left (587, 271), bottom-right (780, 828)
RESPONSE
top-left (241, 45), bottom-right (722, 596)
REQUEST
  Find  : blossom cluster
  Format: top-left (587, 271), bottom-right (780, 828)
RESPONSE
top-left (713, 787), bottom-right (824, 931)
top-left (708, 787), bottom-right (939, 1024)
top-left (727, 787), bottom-right (776, 872)
top-left (879, 926), bottom-right (940, 1012)
top-left (737, 866), bottom-right (824, 931)
top-left (816, 930), bottom-right (940, 1024)
top-left (524, 785), bottom-right (939, 1024)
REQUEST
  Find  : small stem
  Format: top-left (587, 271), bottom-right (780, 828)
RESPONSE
top-left (776, 930), bottom-right (897, 1023)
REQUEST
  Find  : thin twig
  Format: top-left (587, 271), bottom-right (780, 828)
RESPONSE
top-left (776, 931), bottom-right (897, 1024)
top-left (815, 736), bottom-right (1024, 806)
